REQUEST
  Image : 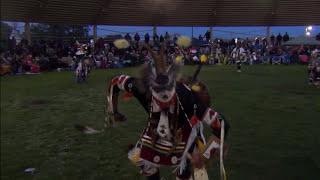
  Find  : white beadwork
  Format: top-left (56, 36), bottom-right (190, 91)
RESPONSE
top-left (135, 148), bottom-right (141, 154)
top-left (153, 156), bottom-right (160, 163)
top-left (171, 156), bottom-right (178, 164)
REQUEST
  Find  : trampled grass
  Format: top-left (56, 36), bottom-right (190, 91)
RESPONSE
top-left (1, 65), bottom-right (320, 180)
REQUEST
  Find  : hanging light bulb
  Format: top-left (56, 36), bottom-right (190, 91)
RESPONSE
top-left (306, 32), bottom-right (311, 36)
top-left (307, 26), bottom-right (313, 30)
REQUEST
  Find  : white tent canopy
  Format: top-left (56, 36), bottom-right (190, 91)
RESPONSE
top-left (282, 35), bottom-right (320, 46)
top-left (9, 29), bottom-right (22, 43)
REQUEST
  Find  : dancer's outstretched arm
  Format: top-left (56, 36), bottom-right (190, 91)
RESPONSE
top-left (108, 75), bottom-right (150, 121)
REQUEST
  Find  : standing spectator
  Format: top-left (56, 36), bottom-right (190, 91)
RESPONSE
top-left (160, 35), bottom-right (164, 43)
top-left (11, 36), bottom-right (17, 50)
top-left (316, 33), bottom-right (320, 41)
top-left (98, 38), bottom-right (105, 51)
top-left (230, 38), bottom-right (236, 46)
top-left (205, 30), bottom-right (211, 41)
top-left (255, 38), bottom-right (260, 46)
top-left (262, 38), bottom-right (268, 47)
top-left (199, 35), bottom-right (203, 41)
top-left (173, 35), bottom-right (178, 44)
top-left (153, 33), bottom-right (159, 43)
top-left (134, 33), bottom-right (140, 42)
top-left (277, 33), bottom-right (283, 43)
top-left (145, 33), bottom-right (150, 44)
top-left (283, 32), bottom-right (290, 42)
top-left (270, 34), bottom-right (275, 43)
top-left (164, 32), bottom-right (170, 40)
top-left (125, 33), bottom-right (131, 41)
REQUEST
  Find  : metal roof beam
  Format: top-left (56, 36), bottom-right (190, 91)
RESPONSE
top-left (92, 0), bottom-right (111, 25)
top-left (268, 0), bottom-right (279, 26)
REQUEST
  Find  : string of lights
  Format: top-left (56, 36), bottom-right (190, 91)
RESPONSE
top-left (213, 29), bottom-right (265, 37)
top-left (97, 28), bottom-right (153, 35)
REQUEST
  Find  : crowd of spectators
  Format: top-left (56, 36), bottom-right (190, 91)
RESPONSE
top-left (1, 31), bottom-right (319, 76)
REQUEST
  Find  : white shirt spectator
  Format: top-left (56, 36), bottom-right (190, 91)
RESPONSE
top-left (193, 56), bottom-right (200, 62)
top-left (216, 47), bottom-right (222, 55)
top-left (205, 47), bottom-right (210, 54)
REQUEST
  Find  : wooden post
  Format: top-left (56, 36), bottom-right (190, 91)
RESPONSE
top-left (210, 26), bottom-right (213, 43)
top-left (192, 26), bottom-right (194, 39)
top-left (153, 25), bottom-right (157, 36)
top-left (267, 26), bottom-right (270, 43)
top-left (24, 22), bottom-right (31, 45)
top-left (93, 24), bottom-right (98, 43)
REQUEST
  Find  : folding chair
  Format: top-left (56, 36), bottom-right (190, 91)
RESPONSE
top-left (281, 55), bottom-right (291, 64)
top-left (261, 56), bottom-right (269, 64)
top-left (300, 55), bottom-right (308, 64)
top-left (242, 57), bottom-right (250, 65)
top-left (272, 56), bottom-right (281, 65)
top-left (115, 62), bottom-right (123, 69)
top-left (95, 60), bottom-right (101, 68)
top-left (123, 60), bottom-right (132, 67)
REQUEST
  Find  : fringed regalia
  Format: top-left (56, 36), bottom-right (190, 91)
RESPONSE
top-left (75, 59), bottom-right (90, 83)
top-left (107, 39), bottom-right (230, 180)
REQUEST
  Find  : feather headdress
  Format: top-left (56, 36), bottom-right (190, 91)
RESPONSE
top-left (114, 39), bottom-right (130, 49)
top-left (177, 36), bottom-right (191, 48)
top-left (143, 40), bottom-right (169, 75)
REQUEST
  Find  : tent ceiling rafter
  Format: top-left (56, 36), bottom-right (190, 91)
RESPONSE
top-left (1, 0), bottom-right (320, 26)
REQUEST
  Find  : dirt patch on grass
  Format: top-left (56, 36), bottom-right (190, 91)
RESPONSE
top-left (29, 100), bottom-right (50, 108)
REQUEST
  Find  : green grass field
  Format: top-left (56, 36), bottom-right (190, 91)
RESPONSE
top-left (1, 65), bottom-right (320, 180)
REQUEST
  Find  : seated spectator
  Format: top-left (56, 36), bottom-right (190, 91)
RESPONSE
top-left (22, 55), bottom-right (40, 74)
top-left (1, 53), bottom-right (12, 75)
top-left (252, 52), bottom-right (259, 64)
top-left (2, 35), bottom-right (320, 75)
top-left (1, 53), bottom-right (11, 65)
top-left (61, 52), bottom-right (73, 68)
top-left (9, 55), bottom-right (21, 74)
top-left (107, 52), bottom-right (115, 68)
top-left (164, 32), bottom-right (170, 40)
top-left (94, 54), bottom-right (101, 69)
top-left (38, 54), bottom-right (50, 70)
top-left (300, 54), bottom-right (309, 64)
top-left (192, 54), bottom-right (200, 65)
top-left (208, 51), bottom-right (215, 64)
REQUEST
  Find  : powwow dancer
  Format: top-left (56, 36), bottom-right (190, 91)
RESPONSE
top-left (75, 46), bottom-right (91, 83)
top-left (231, 44), bottom-right (245, 72)
top-left (105, 38), bottom-right (230, 180)
top-left (308, 51), bottom-right (320, 88)
top-left (308, 63), bottom-right (320, 88)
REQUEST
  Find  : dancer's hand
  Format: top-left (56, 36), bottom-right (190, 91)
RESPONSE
top-left (190, 149), bottom-right (207, 169)
top-left (114, 112), bottom-right (127, 122)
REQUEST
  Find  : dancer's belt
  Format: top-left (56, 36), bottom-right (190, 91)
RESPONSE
top-left (139, 127), bottom-right (190, 166)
